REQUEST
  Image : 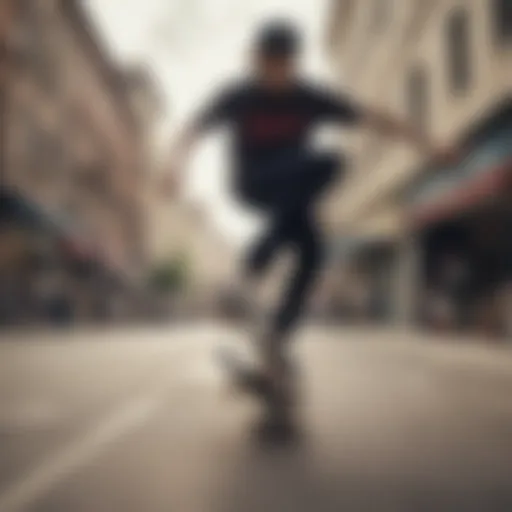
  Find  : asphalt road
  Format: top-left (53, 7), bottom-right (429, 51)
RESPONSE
top-left (0, 324), bottom-right (511, 512)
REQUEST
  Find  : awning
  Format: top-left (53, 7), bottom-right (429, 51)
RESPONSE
top-left (1, 188), bottom-right (98, 262)
top-left (410, 161), bottom-right (511, 227)
top-left (59, 236), bottom-right (96, 262)
top-left (0, 188), bottom-right (49, 230)
top-left (406, 123), bottom-right (512, 227)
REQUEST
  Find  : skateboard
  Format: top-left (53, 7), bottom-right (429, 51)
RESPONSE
top-left (216, 344), bottom-right (300, 445)
top-left (215, 345), bottom-right (272, 399)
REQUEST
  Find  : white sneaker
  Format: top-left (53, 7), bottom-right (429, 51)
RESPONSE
top-left (218, 286), bottom-right (255, 320)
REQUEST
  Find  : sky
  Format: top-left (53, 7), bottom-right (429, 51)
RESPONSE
top-left (86, 0), bottom-right (331, 243)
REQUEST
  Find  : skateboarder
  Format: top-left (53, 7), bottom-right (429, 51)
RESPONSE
top-left (166, 19), bottom-right (455, 408)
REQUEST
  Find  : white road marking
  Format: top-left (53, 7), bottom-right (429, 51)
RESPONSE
top-left (0, 334), bottom-right (230, 511)
top-left (0, 337), bottom-right (219, 512)
top-left (0, 402), bottom-right (61, 430)
top-left (0, 392), bottom-right (163, 512)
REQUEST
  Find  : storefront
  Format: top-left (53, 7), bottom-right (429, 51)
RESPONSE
top-left (404, 103), bottom-right (512, 338)
top-left (0, 187), bottom-right (114, 326)
top-left (328, 233), bottom-right (399, 324)
top-left (0, 187), bottom-right (55, 325)
top-left (58, 235), bottom-right (136, 324)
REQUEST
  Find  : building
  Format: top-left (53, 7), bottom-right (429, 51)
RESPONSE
top-left (326, 0), bottom-right (512, 334)
top-left (0, 0), bottom-right (148, 324)
top-left (147, 191), bottom-right (236, 315)
top-left (121, 64), bottom-right (166, 270)
top-left (122, 65), bottom-right (163, 131)
top-left (186, 209), bottom-right (236, 313)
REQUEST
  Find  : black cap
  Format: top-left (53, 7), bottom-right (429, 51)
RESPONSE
top-left (255, 20), bottom-right (301, 57)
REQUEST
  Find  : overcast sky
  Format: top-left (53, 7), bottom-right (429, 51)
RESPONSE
top-left (86, 0), bottom-right (331, 243)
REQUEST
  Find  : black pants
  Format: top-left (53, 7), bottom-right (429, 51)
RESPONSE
top-left (239, 151), bottom-right (341, 339)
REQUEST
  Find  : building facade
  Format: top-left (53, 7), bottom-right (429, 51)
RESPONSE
top-left (147, 192), bottom-right (236, 316)
top-left (121, 64), bottom-right (165, 271)
top-left (1, 0), bottom-right (148, 324)
top-left (326, 0), bottom-right (512, 334)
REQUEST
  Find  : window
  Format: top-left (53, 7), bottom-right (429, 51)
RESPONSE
top-left (493, 0), bottom-right (512, 44)
top-left (17, 112), bottom-right (65, 184)
top-left (14, 0), bottom-right (58, 94)
top-left (445, 9), bottom-right (472, 93)
top-left (407, 65), bottom-right (429, 131)
top-left (24, 121), bottom-right (46, 180)
top-left (80, 162), bottom-right (109, 198)
top-left (371, 0), bottom-right (393, 35)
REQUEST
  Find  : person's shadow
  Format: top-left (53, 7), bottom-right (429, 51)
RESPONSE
top-left (213, 428), bottom-right (342, 512)
top-left (210, 421), bottom-right (415, 512)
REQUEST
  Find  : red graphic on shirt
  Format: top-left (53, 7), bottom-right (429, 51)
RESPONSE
top-left (244, 113), bottom-right (306, 141)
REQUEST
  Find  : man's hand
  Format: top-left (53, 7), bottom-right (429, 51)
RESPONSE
top-left (431, 144), bottom-right (461, 167)
top-left (363, 108), bottom-right (461, 167)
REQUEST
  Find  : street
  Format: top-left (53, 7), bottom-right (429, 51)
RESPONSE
top-left (0, 325), bottom-right (512, 512)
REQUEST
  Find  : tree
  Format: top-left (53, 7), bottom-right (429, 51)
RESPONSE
top-left (148, 253), bottom-right (190, 295)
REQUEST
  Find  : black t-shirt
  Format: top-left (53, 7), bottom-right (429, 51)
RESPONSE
top-left (196, 79), bottom-right (362, 169)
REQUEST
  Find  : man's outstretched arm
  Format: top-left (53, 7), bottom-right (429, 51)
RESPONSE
top-left (359, 106), bottom-right (458, 162)
top-left (314, 87), bottom-right (458, 163)
top-left (162, 86), bottom-right (238, 195)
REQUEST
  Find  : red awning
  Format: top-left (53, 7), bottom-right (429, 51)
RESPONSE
top-left (59, 236), bottom-right (95, 261)
top-left (410, 161), bottom-right (512, 228)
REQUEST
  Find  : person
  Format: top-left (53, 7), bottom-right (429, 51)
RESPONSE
top-left (441, 252), bottom-right (471, 331)
top-left (165, 20), bottom-right (456, 405)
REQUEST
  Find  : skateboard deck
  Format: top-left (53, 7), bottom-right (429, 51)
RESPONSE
top-left (216, 344), bottom-right (301, 446)
top-left (216, 344), bottom-right (299, 406)
top-left (215, 345), bottom-right (271, 399)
